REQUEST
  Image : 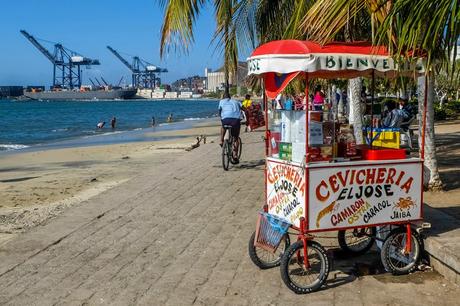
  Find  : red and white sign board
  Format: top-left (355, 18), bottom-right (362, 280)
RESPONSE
top-left (308, 162), bottom-right (422, 231)
top-left (266, 159), bottom-right (306, 228)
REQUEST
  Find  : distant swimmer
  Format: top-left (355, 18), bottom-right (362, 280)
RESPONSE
top-left (97, 121), bottom-right (105, 129)
top-left (151, 116), bottom-right (156, 127)
top-left (111, 116), bottom-right (117, 129)
top-left (167, 113), bottom-right (173, 123)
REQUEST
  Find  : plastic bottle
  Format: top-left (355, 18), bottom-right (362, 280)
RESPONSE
top-left (345, 125), bottom-right (357, 157)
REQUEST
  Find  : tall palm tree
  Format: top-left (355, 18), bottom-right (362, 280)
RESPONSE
top-left (157, 0), bottom-right (238, 96)
top-left (300, 0), bottom-right (459, 190)
top-left (378, 0), bottom-right (459, 190)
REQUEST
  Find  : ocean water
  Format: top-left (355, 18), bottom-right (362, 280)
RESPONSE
top-left (0, 99), bottom-right (219, 151)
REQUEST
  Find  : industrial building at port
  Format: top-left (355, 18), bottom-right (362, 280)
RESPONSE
top-left (0, 30), bottom-right (248, 100)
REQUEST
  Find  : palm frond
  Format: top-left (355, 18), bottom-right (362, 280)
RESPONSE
top-left (157, 0), bottom-right (206, 57)
top-left (378, 0), bottom-right (460, 71)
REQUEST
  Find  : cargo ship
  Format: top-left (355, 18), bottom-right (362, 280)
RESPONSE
top-left (23, 88), bottom-right (137, 100)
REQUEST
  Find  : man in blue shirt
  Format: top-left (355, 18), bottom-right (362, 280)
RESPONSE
top-left (218, 93), bottom-right (242, 154)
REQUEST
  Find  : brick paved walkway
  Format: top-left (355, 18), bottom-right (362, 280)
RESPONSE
top-left (0, 131), bottom-right (458, 305)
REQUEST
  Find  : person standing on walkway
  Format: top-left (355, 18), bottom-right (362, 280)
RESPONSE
top-left (312, 85), bottom-right (325, 111)
top-left (242, 94), bottom-right (252, 132)
top-left (242, 94), bottom-right (252, 109)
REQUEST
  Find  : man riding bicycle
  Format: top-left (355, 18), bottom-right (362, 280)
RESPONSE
top-left (218, 92), bottom-right (242, 163)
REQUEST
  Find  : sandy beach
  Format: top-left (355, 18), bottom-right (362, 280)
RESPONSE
top-left (0, 119), bottom-right (221, 240)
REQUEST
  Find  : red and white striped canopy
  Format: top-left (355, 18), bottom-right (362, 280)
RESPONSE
top-left (247, 40), bottom-right (424, 79)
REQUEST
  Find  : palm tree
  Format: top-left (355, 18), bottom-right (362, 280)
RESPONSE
top-left (377, 0), bottom-right (460, 190)
top-left (300, 0), bottom-right (459, 190)
top-left (157, 0), bottom-right (238, 96)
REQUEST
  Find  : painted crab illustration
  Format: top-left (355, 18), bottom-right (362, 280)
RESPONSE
top-left (394, 197), bottom-right (416, 211)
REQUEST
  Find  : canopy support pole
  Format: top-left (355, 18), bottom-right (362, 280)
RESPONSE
top-left (263, 83), bottom-right (269, 157)
top-left (305, 73), bottom-right (310, 162)
top-left (370, 71), bottom-right (375, 148)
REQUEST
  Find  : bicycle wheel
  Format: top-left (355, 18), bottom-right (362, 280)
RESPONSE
top-left (381, 227), bottom-right (422, 275)
top-left (338, 227), bottom-right (376, 256)
top-left (237, 137), bottom-right (242, 160)
top-left (280, 240), bottom-right (330, 294)
top-left (222, 139), bottom-right (230, 170)
top-left (248, 231), bottom-right (290, 269)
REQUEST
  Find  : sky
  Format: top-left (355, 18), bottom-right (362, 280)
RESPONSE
top-left (0, 0), bottom-right (245, 86)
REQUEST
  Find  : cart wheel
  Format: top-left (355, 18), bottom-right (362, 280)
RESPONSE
top-left (381, 227), bottom-right (422, 275)
top-left (338, 227), bottom-right (376, 256)
top-left (222, 139), bottom-right (230, 170)
top-left (248, 231), bottom-right (290, 269)
top-left (280, 240), bottom-right (330, 294)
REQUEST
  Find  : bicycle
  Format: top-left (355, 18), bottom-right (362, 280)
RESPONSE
top-left (222, 125), bottom-right (242, 171)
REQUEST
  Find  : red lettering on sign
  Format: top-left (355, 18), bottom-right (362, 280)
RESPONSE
top-left (356, 170), bottom-right (366, 184)
top-left (316, 180), bottom-right (330, 202)
top-left (329, 175), bottom-right (339, 193)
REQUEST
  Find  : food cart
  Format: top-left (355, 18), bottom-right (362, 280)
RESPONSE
top-left (247, 40), bottom-right (429, 294)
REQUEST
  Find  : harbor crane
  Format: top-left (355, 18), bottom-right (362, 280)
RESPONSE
top-left (20, 30), bottom-right (100, 89)
top-left (106, 46), bottom-right (167, 89)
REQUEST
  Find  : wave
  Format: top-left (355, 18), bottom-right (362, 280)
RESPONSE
top-left (183, 117), bottom-right (202, 121)
top-left (0, 144), bottom-right (29, 151)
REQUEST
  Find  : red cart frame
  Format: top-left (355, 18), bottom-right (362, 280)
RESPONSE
top-left (248, 40), bottom-right (429, 293)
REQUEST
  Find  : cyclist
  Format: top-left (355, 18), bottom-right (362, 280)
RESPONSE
top-left (218, 92), bottom-right (242, 162)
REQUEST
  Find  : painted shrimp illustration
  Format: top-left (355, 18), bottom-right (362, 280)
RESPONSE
top-left (394, 197), bottom-right (416, 211)
top-left (316, 201), bottom-right (337, 228)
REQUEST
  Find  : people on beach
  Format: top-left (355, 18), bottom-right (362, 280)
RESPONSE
top-left (167, 113), bottom-right (173, 123)
top-left (151, 116), bottom-right (156, 127)
top-left (111, 116), bottom-right (116, 129)
top-left (97, 121), bottom-right (105, 129)
top-left (219, 92), bottom-right (242, 163)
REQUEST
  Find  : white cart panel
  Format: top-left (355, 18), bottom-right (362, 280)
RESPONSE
top-left (266, 159), bottom-right (306, 228)
top-left (308, 161), bottom-right (422, 231)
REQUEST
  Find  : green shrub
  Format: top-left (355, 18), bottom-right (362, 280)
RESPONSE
top-left (434, 106), bottom-right (447, 121)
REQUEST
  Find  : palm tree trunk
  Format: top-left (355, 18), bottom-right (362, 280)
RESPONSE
top-left (223, 26), bottom-right (231, 97)
top-left (348, 77), bottom-right (363, 144)
top-left (417, 74), bottom-right (443, 190)
top-left (224, 62), bottom-right (230, 96)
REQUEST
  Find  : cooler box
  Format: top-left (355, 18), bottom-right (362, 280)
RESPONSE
top-left (363, 128), bottom-right (400, 149)
top-left (357, 145), bottom-right (406, 160)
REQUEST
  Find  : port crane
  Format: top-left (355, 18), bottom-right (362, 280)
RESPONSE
top-left (20, 30), bottom-right (100, 89)
top-left (106, 46), bottom-right (167, 89)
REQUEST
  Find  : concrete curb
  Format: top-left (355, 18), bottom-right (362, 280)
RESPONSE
top-left (423, 204), bottom-right (460, 285)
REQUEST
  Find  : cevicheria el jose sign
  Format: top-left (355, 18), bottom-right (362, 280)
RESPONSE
top-left (309, 162), bottom-right (422, 230)
top-left (266, 159), bottom-right (422, 229)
